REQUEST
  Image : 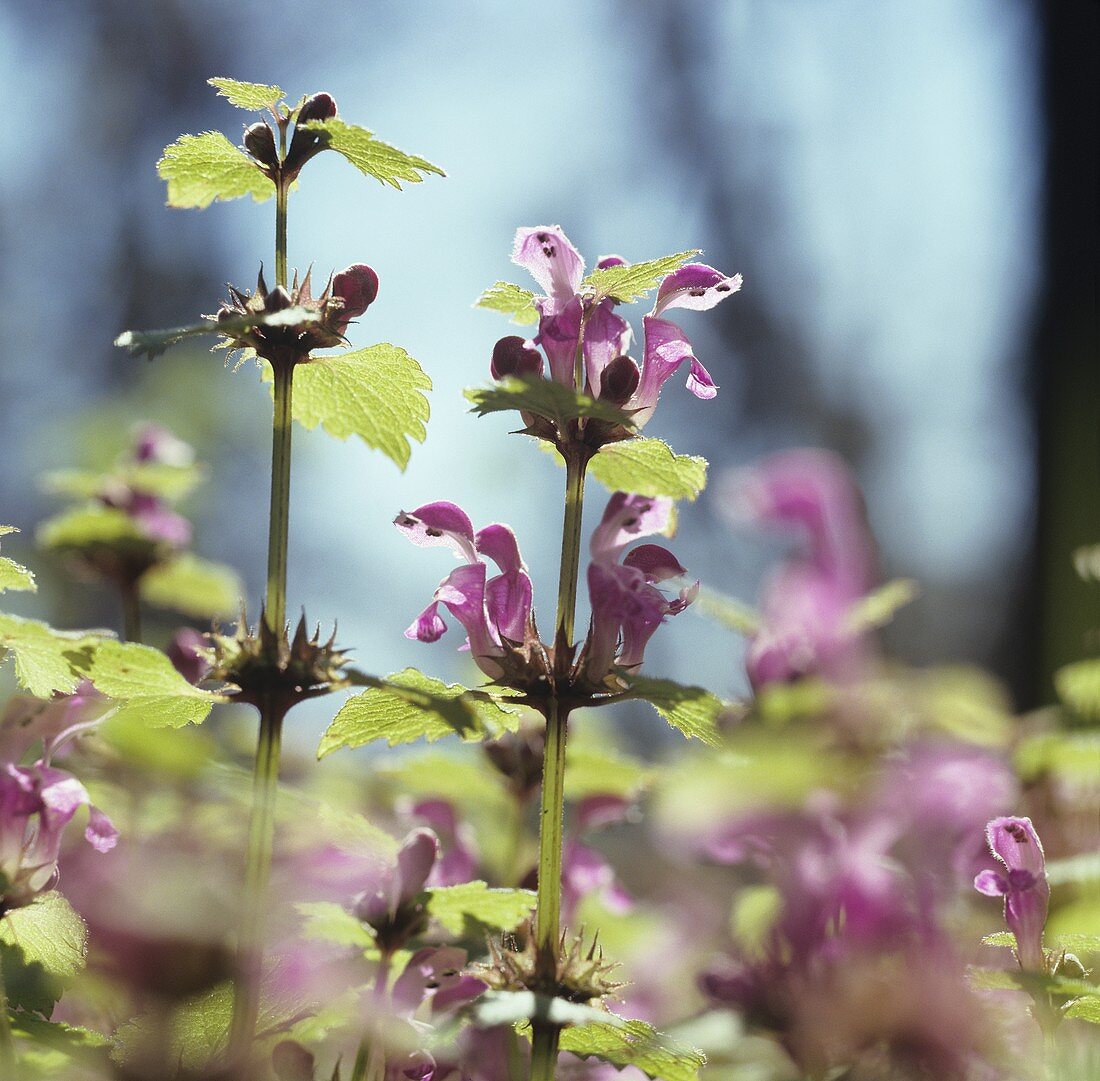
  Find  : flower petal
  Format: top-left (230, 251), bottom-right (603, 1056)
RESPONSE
top-left (512, 226), bottom-right (585, 305)
top-left (85, 806), bottom-right (119, 853)
top-left (654, 263), bottom-right (742, 316)
top-left (395, 502), bottom-right (479, 563)
top-left (973, 868), bottom-right (1007, 897)
top-left (622, 543), bottom-right (686, 583)
top-left (405, 602), bottom-right (447, 643)
top-left (590, 493), bottom-right (674, 563)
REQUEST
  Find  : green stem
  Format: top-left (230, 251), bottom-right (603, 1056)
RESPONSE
top-left (120, 581), bottom-right (142, 644)
top-left (529, 1025), bottom-right (561, 1081)
top-left (266, 362), bottom-right (294, 629)
top-left (275, 179), bottom-right (288, 289)
top-left (0, 939), bottom-right (15, 1077)
top-left (227, 698), bottom-right (286, 1069)
top-left (529, 446), bottom-right (589, 1081)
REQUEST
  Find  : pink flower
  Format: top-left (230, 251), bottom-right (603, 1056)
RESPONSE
top-left (974, 816), bottom-right (1050, 971)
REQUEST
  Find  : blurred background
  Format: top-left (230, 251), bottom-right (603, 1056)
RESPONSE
top-left (0, 0), bottom-right (1095, 748)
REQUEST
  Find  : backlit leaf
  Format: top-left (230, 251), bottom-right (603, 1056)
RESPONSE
top-left (583, 251), bottom-right (700, 304)
top-left (157, 131), bottom-right (274, 209)
top-left (300, 118), bottom-right (444, 189)
top-left (475, 282), bottom-right (539, 326)
top-left (207, 77), bottom-right (283, 112)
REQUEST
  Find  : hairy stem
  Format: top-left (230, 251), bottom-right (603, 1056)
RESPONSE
top-left (120, 580), bottom-right (142, 644)
top-left (0, 941), bottom-right (15, 1077)
top-left (265, 362), bottom-right (294, 629)
top-left (228, 698), bottom-right (286, 1068)
top-left (530, 444), bottom-right (589, 1080)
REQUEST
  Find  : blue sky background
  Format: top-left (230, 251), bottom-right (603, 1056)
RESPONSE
top-left (0, 0), bottom-right (1042, 747)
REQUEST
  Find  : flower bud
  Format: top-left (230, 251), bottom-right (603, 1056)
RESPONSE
top-left (284, 92), bottom-right (339, 178)
top-left (264, 285), bottom-right (293, 313)
top-left (243, 121), bottom-right (278, 170)
top-left (272, 1041), bottom-right (315, 1081)
top-left (167, 628), bottom-right (210, 685)
top-left (598, 355), bottom-right (640, 404)
top-left (491, 336), bottom-right (543, 381)
top-left (331, 264), bottom-right (379, 324)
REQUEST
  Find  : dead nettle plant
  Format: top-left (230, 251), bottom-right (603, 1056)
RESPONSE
top-left (114, 76), bottom-right (449, 1070)
top-left (316, 224), bottom-right (746, 1079)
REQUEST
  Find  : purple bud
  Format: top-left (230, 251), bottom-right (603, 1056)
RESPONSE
top-left (396, 828), bottom-right (439, 905)
top-left (166, 628), bottom-right (210, 685)
top-left (243, 122), bottom-right (278, 169)
top-left (598, 355), bottom-right (641, 404)
top-left (272, 1041), bottom-right (315, 1081)
top-left (331, 264), bottom-right (379, 323)
top-left (296, 92), bottom-right (338, 125)
top-left (284, 92), bottom-right (339, 177)
top-left (264, 285), bottom-right (293, 313)
top-left (491, 336), bottom-right (544, 381)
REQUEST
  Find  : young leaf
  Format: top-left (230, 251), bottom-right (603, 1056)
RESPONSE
top-left (115, 306), bottom-right (314, 360)
top-left (622, 676), bottom-right (737, 746)
top-left (558, 1017), bottom-right (706, 1081)
top-left (317, 669), bottom-right (521, 758)
top-left (0, 527), bottom-right (35, 593)
top-left (1065, 996), bottom-right (1100, 1024)
top-left (564, 745), bottom-right (655, 801)
top-left (465, 377), bottom-right (635, 430)
top-left (88, 641), bottom-right (222, 728)
top-left (43, 462), bottom-right (203, 503)
top-left (475, 282), bottom-right (540, 326)
top-left (425, 882), bottom-right (536, 934)
top-left (140, 555), bottom-right (242, 619)
top-left (37, 506), bottom-right (145, 550)
top-left (1055, 658), bottom-right (1100, 721)
top-left (207, 77), bottom-right (284, 112)
top-left (0, 614), bottom-right (86, 698)
top-left (693, 586), bottom-right (761, 635)
top-left (0, 893), bottom-right (88, 1017)
top-left (589, 439), bottom-right (707, 501)
top-left (299, 118), bottom-right (445, 189)
top-left (285, 345), bottom-right (431, 470)
top-left (583, 251), bottom-right (700, 304)
top-left (296, 902), bottom-right (376, 950)
top-left (844, 579), bottom-right (919, 633)
top-left (157, 131), bottom-right (275, 209)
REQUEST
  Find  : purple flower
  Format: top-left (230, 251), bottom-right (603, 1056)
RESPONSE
top-left (583, 493), bottom-right (697, 681)
top-left (391, 945), bottom-right (485, 1016)
top-left (501, 226), bottom-right (740, 425)
top-left (133, 424), bottom-right (195, 467)
top-left (733, 449), bottom-right (877, 689)
top-left (409, 799), bottom-right (478, 888)
top-left (974, 816), bottom-right (1050, 971)
top-left (0, 685), bottom-right (117, 913)
top-left (166, 627), bottom-right (211, 685)
top-left (395, 502), bottom-right (534, 679)
top-left (353, 828), bottom-right (439, 950)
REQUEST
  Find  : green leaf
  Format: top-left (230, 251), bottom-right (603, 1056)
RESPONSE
top-left (296, 902), bottom-right (376, 950)
top-left (8, 1015), bottom-right (109, 1068)
top-left (559, 1017), bottom-right (706, 1081)
top-left (37, 506), bottom-right (144, 550)
top-left (981, 931), bottom-right (1016, 948)
top-left (0, 527), bottom-right (35, 593)
top-left (300, 118), bottom-right (445, 189)
top-left (115, 306), bottom-right (314, 360)
top-left (207, 76), bottom-right (283, 111)
top-left (44, 462), bottom-right (203, 503)
top-left (564, 745), bottom-right (655, 801)
top-left (983, 932), bottom-right (1100, 957)
top-left (0, 893), bottom-right (88, 1017)
top-left (589, 438), bottom-right (707, 501)
top-left (425, 882), bottom-right (535, 934)
top-left (283, 345), bottom-right (431, 470)
top-left (318, 669), bottom-right (520, 758)
top-left (967, 966), bottom-right (1100, 998)
top-left (475, 281), bottom-right (539, 326)
top-left (623, 676), bottom-right (735, 746)
top-left (1056, 658), bottom-right (1100, 720)
top-left (157, 131), bottom-right (275, 209)
top-left (583, 251), bottom-right (700, 304)
top-left (88, 641), bottom-right (221, 728)
top-left (844, 579), bottom-right (919, 633)
top-left (465, 377), bottom-right (634, 431)
top-left (693, 587), bottom-right (761, 635)
top-left (140, 554), bottom-right (242, 619)
top-left (1065, 995), bottom-right (1100, 1024)
top-left (0, 614), bottom-right (85, 698)
top-left (1047, 853), bottom-right (1100, 888)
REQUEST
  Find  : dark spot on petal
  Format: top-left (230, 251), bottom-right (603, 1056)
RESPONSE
top-left (542, 244), bottom-right (556, 258)
top-left (425, 527), bottom-right (443, 538)
top-left (689, 288), bottom-right (707, 297)
top-left (716, 283), bottom-right (731, 292)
